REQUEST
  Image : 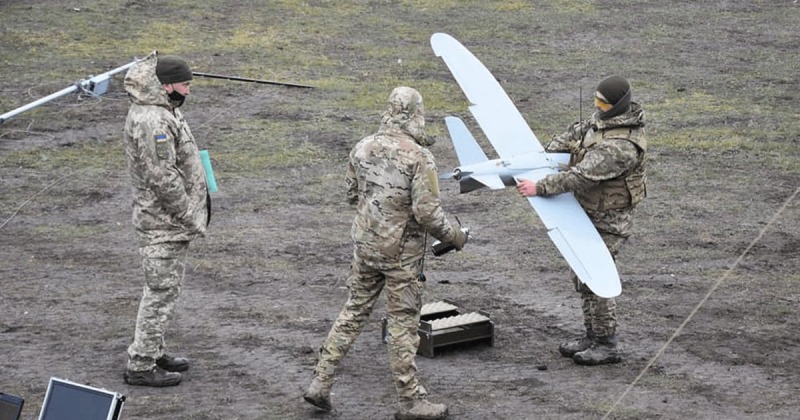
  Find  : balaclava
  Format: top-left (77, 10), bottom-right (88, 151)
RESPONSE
top-left (595, 75), bottom-right (631, 120)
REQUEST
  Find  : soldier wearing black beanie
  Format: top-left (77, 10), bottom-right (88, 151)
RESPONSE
top-left (122, 51), bottom-right (208, 387)
top-left (153, 55), bottom-right (193, 107)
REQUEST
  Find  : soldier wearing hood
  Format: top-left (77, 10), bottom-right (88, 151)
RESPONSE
top-left (517, 75), bottom-right (647, 366)
top-left (304, 87), bottom-right (467, 420)
top-left (121, 52), bottom-right (210, 387)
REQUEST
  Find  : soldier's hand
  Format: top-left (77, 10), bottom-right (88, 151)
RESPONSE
top-left (452, 227), bottom-right (468, 251)
top-left (516, 179), bottom-right (538, 197)
top-left (177, 204), bottom-right (204, 234)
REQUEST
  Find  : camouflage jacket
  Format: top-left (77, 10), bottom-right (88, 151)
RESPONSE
top-left (346, 127), bottom-right (460, 265)
top-left (539, 102), bottom-right (647, 236)
top-left (123, 52), bottom-right (209, 246)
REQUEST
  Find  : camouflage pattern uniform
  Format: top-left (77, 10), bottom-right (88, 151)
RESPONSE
top-left (537, 101), bottom-right (646, 342)
top-left (312, 87), bottom-right (463, 403)
top-left (122, 52), bottom-right (209, 372)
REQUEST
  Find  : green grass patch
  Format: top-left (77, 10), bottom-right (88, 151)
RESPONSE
top-left (0, 141), bottom-right (124, 172)
top-left (213, 118), bottom-right (326, 174)
top-left (32, 223), bottom-right (109, 241)
top-left (652, 127), bottom-right (753, 150)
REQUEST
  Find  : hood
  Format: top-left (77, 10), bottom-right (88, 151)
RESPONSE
top-left (124, 51), bottom-right (171, 107)
top-left (378, 86), bottom-right (434, 146)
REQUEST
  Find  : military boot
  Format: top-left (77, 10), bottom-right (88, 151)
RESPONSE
top-left (572, 335), bottom-right (621, 365)
top-left (303, 376), bottom-right (333, 412)
top-left (558, 331), bottom-right (595, 357)
top-left (395, 398), bottom-right (448, 420)
top-left (156, 354), bottom-right (190, 372)
top-left (124, 366), bottom-right (181, 387)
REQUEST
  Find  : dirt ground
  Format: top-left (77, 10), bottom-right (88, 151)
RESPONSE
top-left (1, 1), bottom-right (799, 419)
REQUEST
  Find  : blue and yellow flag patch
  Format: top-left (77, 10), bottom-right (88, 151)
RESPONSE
top-left (154, 133), bottom-right (171, 160)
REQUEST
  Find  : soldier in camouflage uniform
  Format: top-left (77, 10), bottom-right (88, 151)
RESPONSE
top-left (517, 75), bottom-right (646, 366)
top-left (304, 87), bottom-right (467, 420)
top-left (121, 52), bottom-right (210, 386)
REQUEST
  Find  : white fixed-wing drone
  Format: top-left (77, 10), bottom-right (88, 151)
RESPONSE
top-left (431, 32), bottom-right (621, 298)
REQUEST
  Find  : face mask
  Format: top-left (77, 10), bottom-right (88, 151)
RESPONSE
top-left (167, 90), bottom-right (186, 107)
top-left (596, 89), bottom-right (631, 120)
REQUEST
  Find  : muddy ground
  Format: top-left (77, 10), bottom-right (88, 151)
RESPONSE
top-left (1, 1), bottom-right (799, 419)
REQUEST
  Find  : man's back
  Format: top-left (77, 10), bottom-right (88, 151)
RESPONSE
top-left (348, 129), bottom-right (428, 260)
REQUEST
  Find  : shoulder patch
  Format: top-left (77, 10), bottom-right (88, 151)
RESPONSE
top-left (154, 133), bottom-right (172, 160)
top-left (427, 169), bottom-right (440, 196)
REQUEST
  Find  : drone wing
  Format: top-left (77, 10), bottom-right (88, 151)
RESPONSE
top-left (431, 32), bottom-right (545, 160)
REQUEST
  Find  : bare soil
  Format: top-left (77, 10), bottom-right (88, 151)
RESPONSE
top-left (1, 1), bottom-right (799, 419)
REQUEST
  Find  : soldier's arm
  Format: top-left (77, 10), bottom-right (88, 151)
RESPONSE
top-left (345, 154), bottom-right (358, 206)
top-left (538, 139), bottom-right (639, 196)
top-left (410, 150), bottom-right (459, 243)
top-left (134, 117), bottom-right (192, 218)
top-left (544, 121), bottom-right (585, 153)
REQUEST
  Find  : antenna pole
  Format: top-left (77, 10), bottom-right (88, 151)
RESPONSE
top-left (0, 61), bottom-right (136, 125)
top-left (192, 72), bottom-right (314, 89)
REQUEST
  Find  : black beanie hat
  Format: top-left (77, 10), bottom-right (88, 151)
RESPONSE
top-left (595, 75), bottom-right (631, 120)
top-left (156, 56), bottom-right (193, 84)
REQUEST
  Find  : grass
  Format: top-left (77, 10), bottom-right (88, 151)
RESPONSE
top-left (0, 140), bottom-right (124, 171)
top-left (3, 0), bottom-right (796, 155)
top-left (31, 223), bottom-right (111, 241)
top-left (213, 118), bottom-right (327, 173)
top-left (1, 0), bottom-right (797, 186)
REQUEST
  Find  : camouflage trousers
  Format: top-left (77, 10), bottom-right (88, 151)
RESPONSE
top-left (315, 253), bottom-right (424, 400)
top-left (572, 231), bottom-right (627, 338)
top-left (127, 241), bottom-right (189, 372)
